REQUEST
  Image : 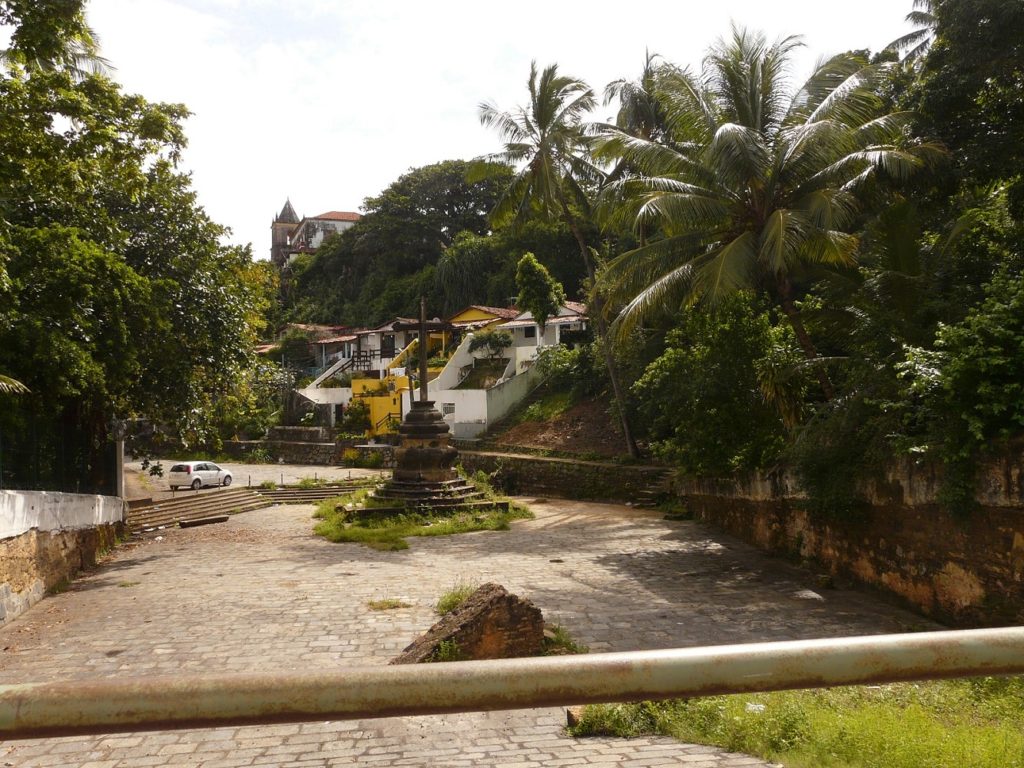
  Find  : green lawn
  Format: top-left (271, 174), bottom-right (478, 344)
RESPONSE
top-left (569, 678), bottom-right (1024, 768)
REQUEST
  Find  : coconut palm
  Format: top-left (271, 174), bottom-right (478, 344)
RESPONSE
top-left (604, 50), bottom-right (669, 143)
top-left (596, 27), bottom-right (942, 399)
top-left (885, 0), bottom-right (940, 64)
top-left (0, 374), bottom-right (28, 394)
top-left (477, 61), bottom-right (639, 456)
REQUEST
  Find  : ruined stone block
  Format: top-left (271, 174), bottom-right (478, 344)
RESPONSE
top-left (391, 583), bottom-right (544, 664)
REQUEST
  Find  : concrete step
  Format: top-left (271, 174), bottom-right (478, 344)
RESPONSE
top-left (127, 488), bottom-right (268, 532)
top-left (253, 485), bottom-right (369, 504)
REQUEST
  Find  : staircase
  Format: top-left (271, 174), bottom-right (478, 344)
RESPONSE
top-left (253, 483), bottom-right (372, 504)
top-left (633, 470), bottom-right (676, 508)
top-left (126, 488), bottom-right (268, 532)
top-left (371, 477), bottom-right (491, 510)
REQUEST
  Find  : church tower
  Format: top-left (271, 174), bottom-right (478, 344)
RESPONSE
top-left (270, 198), bottom-right (300, 268)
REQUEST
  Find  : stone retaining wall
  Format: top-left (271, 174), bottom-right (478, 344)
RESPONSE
top-left (678, 454), bottom-right (1024, 627)
top-left (1, 490), bottom-right (124, 626)
top-left (226, 440), bottom-right (341, 465)
top-left (458, 451), bottom-right (666, 502)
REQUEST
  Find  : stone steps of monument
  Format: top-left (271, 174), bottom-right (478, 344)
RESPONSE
top-left (127, 488), bottom-right (268, 531)
top-left (351, 499), bottom-right (509, 519)
top-left (372, 486), bottom-right (483, 500)
top-left (254, 485), bottom-right (369, 503)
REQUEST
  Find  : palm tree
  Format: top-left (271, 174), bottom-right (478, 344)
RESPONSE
top-left (0, 1), bottom-right (111, 79)
top-left (477, 61), bottom-right (639, 457)
top-left (0, 374), bottom-right (28, 394)
top-left (596, 27), bottom-right (941, 400)
top-left (604, 50), bottom-right (669, 143)
top-left (885, 0), bottom-right (940, 64)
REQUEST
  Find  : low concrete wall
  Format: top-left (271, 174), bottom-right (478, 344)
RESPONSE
top-left (678, 454), bottom-right (1024, 627)
top-left (459, 451), bottom-right (666, 502)
top-left (1, 490), bottom-right (125, 627)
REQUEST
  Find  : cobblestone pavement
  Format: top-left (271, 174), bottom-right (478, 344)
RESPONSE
top-left (0, 499), bottom-right (938, 767)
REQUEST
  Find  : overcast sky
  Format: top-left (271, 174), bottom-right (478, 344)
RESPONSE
top-left (80, 0), bottom-right (914, 260)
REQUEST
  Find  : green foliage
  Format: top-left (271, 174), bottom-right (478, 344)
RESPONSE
top-left (917, 0), bottom-right (1024, 187)
top-left (467, 329), bottom-right (512, 359)
top-left (435, 580), bottom-right (479, 615)
top-left (429, 640), bottom-right (464, 663)
top-left (570, 678), bottom-right (1024, 768)
top-left (0, 26), bottom-right (273, 488)
top-left (269, 329), bottom-right (315, 368)
top-left (516, 252), bottom-right (566, 334)
top-left (366, 598), bottom-right (411, 611)
top-left (337, 400), bottom-right (371, 434)
top-left (542, 624), bottom-right (589, 655)
top-left (285, 160), bottom-right (514, 326)
top-left (312, 493), bottom-right (533, 550)
top-left (632, 296), bottom-right (792, 476)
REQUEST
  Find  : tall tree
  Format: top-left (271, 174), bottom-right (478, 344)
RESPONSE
top-left (596, 27), bottom-right (941, 399)
top-left (885, 0), bottom-right (941, 63)
top-left (477, 62), bottom-right (639, 457)
top-left (516, 252), bottom-right (566, 339)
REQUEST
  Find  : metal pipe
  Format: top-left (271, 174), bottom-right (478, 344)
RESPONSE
top-left (2, 627), bottom-right (1023, 739)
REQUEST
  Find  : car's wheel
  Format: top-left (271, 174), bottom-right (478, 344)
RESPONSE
top-left (191, 478), bottom-right (202, 490)
top-left (222, 475), bottom-right (232, 487)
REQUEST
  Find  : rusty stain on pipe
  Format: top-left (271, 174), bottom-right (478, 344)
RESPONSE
top-left (2, 627), bottom-right (1023, 739)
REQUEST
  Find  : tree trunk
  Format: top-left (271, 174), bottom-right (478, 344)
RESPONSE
top-left (777, 282), bottom-right (835, 402)
top-left (558, 198), bottom-right (640, 459)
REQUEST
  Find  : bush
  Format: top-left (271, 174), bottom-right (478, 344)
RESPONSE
top-left (632, 296), bottom-right (792, 476)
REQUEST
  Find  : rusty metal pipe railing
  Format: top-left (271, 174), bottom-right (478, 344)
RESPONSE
top-left (2, 627), bottom-right (1024, 739)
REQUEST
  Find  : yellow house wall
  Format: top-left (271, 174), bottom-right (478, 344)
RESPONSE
top-left (351, 374), bottom-right (411, 435)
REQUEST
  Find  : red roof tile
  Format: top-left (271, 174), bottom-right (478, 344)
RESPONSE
top-left (313, 211), bottom-right (362, 222)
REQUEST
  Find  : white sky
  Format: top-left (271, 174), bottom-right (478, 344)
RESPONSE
top-left (79, 0), bottom-right (913, 259)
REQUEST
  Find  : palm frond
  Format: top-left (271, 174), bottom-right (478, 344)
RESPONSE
top-left (0, 374), bottom-right (29, 395)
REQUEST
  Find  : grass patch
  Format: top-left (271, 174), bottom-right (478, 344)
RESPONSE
top-left (543, 624), bottom-right (589, 655)
top-left (512, 390), bottom-right (573, 425)
top-left (117, 581), bottom-right (140, 588)
top-left (297, 477), bottom-right (326, 489)
top-left (568, 678), bottom-right (1024, 768)
top-left (435, 580), bottom-right (480, 615)
top-left (429, 639), bottom-right (465, 662)
top-left (312, 491), bottom-right (533, 550)
top-left (258, 480), bottom-right (277, 490)
top-left (366, 598), bottom-right (411, 611)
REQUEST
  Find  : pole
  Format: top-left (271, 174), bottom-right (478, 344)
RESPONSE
top-left (418, 296), bottom-right (429, 403)
top-left (3, 628), bottom-right (1024, 739)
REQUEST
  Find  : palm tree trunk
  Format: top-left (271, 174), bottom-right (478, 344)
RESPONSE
top-left (777, 284), bottom-right (835, 401)
top-left (558, 198), bottom-right (640, 459)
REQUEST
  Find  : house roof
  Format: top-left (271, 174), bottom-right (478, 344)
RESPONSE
top-left (563, 301), bottom-right (587, 315)
top-left (313, 211), bottom-right (362, 222)
top-left (356, 317), bottom-right (418, 334)
top-left (315, 334), bottom-right (358, 344)
top-left (254, 343), bottom-right (277, 355)
top-left (467, 305), bottom-right (519, 319)
top-left (499, 316), bottom-right (588, 330)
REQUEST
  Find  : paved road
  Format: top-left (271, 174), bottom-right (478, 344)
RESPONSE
top-left (0, 499), bottom-right (936, 767)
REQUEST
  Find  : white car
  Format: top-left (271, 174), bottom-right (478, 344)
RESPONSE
top-left (168, 461), bottom-right (233, 491)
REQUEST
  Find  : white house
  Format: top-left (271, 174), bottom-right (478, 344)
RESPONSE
top-left (498, 301), bottom-right (588, 372)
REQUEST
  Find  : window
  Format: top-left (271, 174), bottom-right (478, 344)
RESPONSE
top-left (524, 326), bottom-right (536, 339)
top-left (442, 402), bottom-right (455, 416)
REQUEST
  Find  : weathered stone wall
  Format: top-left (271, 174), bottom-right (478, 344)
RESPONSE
top-left (679, 454), bottom-right (1024, 627)
top-left (459, 451), bottom-right (666, 502)
top-left (392, 583), bottom-right (544, 664)
top-left (1, 490), bottom-right (124, 626)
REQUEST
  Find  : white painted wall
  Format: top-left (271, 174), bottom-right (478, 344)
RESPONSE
top-left (432, 365), bottom-right (542, 439)
top-left (297, 386), bottom-right (352, 407)
top-left (1, 490), bottom-right (124, 541)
